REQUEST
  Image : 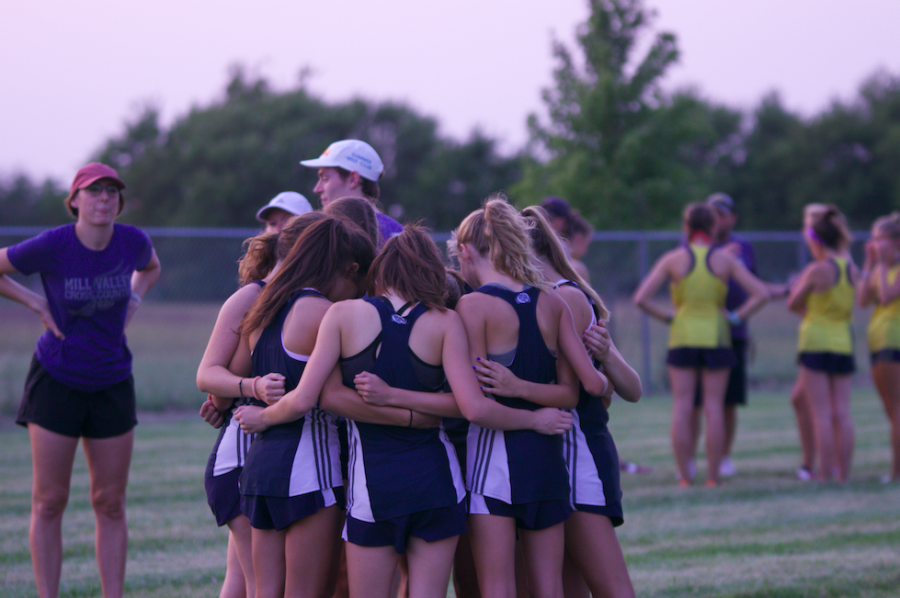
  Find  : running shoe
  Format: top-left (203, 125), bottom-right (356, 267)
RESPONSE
top-left (796, 466), bottom-right (813, 481)
top-left (719, 456), bottom-right (736, 477)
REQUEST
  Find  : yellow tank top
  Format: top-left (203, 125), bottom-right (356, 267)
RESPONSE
top-left (668, 245), bottom-right (730, 349)
top-left (867, 264), bottom-right (900, 353)
top-left (798, 258), bottom-right (854, 354)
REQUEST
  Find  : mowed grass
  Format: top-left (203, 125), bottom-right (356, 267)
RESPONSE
top-left (1, 390), bottom-right (898, 597)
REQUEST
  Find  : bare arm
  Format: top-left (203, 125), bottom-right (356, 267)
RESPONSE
top-left (0, 248), bottom-right (64, 339)
top-left (787, 264), bottom-right (823, 314)
top-left (125, 248), bottom-right (161, 327)
top-left (555, 298), bottom-right (607, 400)
top-left (353, 371), bottom-right (463, 418)
top-left (322, 367), bottom-right (439, 426)
top-left (584, 321), bottom-right (642, 403)
top-left (724, 256), bottom-right (770, 321)
top-left (449, 305), bottom-right (573, 435)
top-left (633, 252), bottom-right (676, 323)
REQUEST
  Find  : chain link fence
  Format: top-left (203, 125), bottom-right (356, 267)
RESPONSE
top-left (0, 227), bottom-right (873, 414)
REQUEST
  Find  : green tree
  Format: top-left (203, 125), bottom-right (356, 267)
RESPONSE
top-left (92, 66), bottom-right (518, 230)
top-left (515, 0), bottom-right (741, 229)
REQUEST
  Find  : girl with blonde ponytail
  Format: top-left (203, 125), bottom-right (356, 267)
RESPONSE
top-left (858, 212), bottom-right (900, 482)
top-left (449, 194), bottom-right (610, 598)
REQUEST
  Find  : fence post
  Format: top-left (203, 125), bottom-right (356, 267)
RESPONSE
top-left (638, 237), bottom-right (653, 394)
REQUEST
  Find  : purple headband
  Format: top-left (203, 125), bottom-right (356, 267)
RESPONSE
top-left (805, 226), bottom-right (826, 246)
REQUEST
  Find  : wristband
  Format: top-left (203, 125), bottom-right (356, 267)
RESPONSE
top-left (251, 376), bottom-right (260, 401)
top-left (726, 310), bottom-right (742, 326)
top-left (408, 409), bottom-right (414, 428)
top-left (130, 292), bottom-right (142, 305)
top-left (239, 378), bottom-right (246, 399)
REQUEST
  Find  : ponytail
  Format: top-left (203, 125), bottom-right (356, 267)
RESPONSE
top-left (242, 216), bottom-right (375, 336)
top-left (450, 193), bottom-right (548, 290)
top-left (521, 206), bottom-right (610, 321)
top-left (368, 224), bottom-right (447, 311)
top-left (810, 205), bottom-right (852, 251)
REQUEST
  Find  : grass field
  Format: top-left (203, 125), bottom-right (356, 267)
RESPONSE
top-left (1, 389), bottom-right (898, 598)
top-left (0, 298), bottom-right (878, 416)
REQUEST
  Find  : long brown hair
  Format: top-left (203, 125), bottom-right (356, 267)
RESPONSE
top-left (368, 224), bottom-right (447, 312)
top-left (521, 206), bottom-right (610, 321)
top-left (242, 216), bottom-right (376, 336)
top-left (238, 231), bottom-right (278, 285)
top-left (449, 194), bottom-right (549, 290)
top-left (324, 196), bottom-right (381, 249)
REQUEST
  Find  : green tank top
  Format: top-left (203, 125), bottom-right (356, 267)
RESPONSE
top-left (868, 264), bottom-right (900, 353)
top-left (798, 258), bottom-right (854, 355)
top-left (668, 245), bottom-right (730, 349)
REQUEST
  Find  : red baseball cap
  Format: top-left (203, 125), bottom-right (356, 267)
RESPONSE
top-left (69, 162), bottom-right (126, 195)
top-left (64, 163), bottom-right (127, 218)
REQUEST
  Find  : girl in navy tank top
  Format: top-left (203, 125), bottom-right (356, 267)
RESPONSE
top-left (222, 216), bottom-right (374, 598)
top-left (484, 206), bottom-right (641, 598)
top-left (197, 216), bottom-right (326, 598)
top-left (449, 196), bottom-right (611, 598)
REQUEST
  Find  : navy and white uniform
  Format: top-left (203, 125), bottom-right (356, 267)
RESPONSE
top-left (240, 288), bottom-right (343, 531)
top-left (556, 279), bottom-right (623, 527)
top-left (340, 297), bottom-right (466, 553)
top-left (467, 285), bottom-right (571, 530)
top-left (204, 280), bottom-right (264, 527)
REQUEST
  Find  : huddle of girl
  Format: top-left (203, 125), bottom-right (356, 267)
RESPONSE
top-left (198, 195), bottom-right (641, 598)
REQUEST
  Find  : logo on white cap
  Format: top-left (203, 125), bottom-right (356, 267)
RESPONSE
top-left (300, 139), bottom-right (384, 181)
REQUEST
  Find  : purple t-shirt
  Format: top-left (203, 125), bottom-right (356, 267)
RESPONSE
top-left (8, 223), bottom-right (153, 391)
top-left (376, 212), bottom-right (403, 251)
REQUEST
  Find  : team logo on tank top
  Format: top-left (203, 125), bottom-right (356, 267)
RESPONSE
top-left (516, 292), bottom-right (531, 304)
top-left (391, 314), bottom-right (407, 325)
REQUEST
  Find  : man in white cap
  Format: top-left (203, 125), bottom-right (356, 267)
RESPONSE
top-left (256, 191), bottom-right (313, 234)
top-left (300, 139), bottom-right (403, 248)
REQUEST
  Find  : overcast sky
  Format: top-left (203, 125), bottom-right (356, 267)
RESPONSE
top-left (3, 0), bottom-right (899, 184)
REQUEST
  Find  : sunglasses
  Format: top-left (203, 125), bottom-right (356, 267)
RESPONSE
top-left (82, 183), bottom-right (121, 197)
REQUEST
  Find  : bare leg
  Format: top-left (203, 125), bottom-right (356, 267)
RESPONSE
top-left (723, 405), bottom-right (738, 457)
top-left (701, 368), bottom-right (730, 486)
top-left (28, 424), bottom-right (78, 598)
top-left (82, 431), bottom-right (134, 598)
top-left (451, 530), bottom-right (481, 598)
top-left (469, 514), bottom-right (517, 598)
top-left (561, 549), bottom-right (590, 598)
top-left (223, 515), bottom-right (254, 598)
top-left (872, 362), bottom-right (900, 480)
top-left (331, 541), bottom-right (350, 598)
top-left (252, 527), bottom-right (286, 598)
top-left (801, 367), bottom-right (836, 482)
top-left (688, 406), bottom-right (702, 469)
top-left (668, 366), bottom-right (699, 483)
top-left (406, 534), bottom-right (459, 598)
top-left (345, 543), bottom-right (398, 598)
top-left (829, 374), bottom-right (854, 482)
top-left (284, 505), bottom-right (343, 598)
top-left (519, 522), bottom-right (565, 598)
top-left (565, 511), bottom-right (635, 598)
top-left (790, 376), bottom-right (816, 472)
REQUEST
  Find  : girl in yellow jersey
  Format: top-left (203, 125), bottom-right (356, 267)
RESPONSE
top-left (857, 212), bottom-right (900, 482)
top-left (788, 206), bottom-right (857, 482)
top-left (634, 203), bottom-right (769, 486)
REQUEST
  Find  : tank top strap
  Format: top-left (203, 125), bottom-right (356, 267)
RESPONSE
top-left (555, 278), bottom-right (599, 326)
top-left (249, 279), bottom-right (266, 288)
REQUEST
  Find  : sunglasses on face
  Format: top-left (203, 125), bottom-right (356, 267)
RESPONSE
top-left (82, 183), bottom-right (120, 197)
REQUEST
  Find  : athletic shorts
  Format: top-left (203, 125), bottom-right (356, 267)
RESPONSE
top-left (344, 500), bottom-right (467, 554)
top-left (694, 339), bottom-right (747, 407)
top-left (16, 354), bottom-right (137, 439)
top-left (798, 352), bottom-right (855, 374)
top-left (241, 487), bottom-right (344, 531)
top-left (871, 349), bottom-right (900, 365)
top-left (667, 347), bottom-right (736, 370)
top-left (469, 493), bottom-right (570, 531)
top-left (205, 467), bottom-right (243, 527)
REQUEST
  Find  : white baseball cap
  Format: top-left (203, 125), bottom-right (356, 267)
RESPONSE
top-left (300, 139), bottom-right (384, 181)
top-left (256, 191), bottom-right (313, 222)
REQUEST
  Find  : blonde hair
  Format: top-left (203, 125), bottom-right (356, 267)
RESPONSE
top-left (520, 206), bottom-right (610, 321)
top-left (449, 194), bottom-right (549, 290)
top-left (872, 212), bottom-right (900, 240)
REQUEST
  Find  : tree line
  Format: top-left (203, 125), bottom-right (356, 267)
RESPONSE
top-left (4, 0), bottom-right (899, 232)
